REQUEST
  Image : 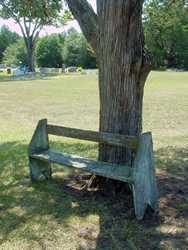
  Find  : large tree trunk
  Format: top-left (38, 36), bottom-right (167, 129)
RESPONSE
top-left (25, 37), bottom-right (35, 72)
top-left (97, 1), bottom-right (147, 165)
top-left (66, 0), bottom-right (151, 189)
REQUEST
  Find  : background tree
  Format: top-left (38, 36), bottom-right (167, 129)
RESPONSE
top-left (144, 0), bottom-right (188, 69)
top-left (65, 0), bottom-right (152, 188)
top-left (0, 0), bottom-right (62, 71)
top-left (63, 28), bottom-right (97, 68)
top-left (36, 34), bottom-right (64, 68)
top-left (3, 39), bottom-right (27, 66)
top-left (0, 25), bottom-right (20, 63)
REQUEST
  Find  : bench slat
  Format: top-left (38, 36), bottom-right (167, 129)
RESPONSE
top-left (47, 124), bottom-right (138, 149)
top-left (30, 150), bottom-right (133, 183)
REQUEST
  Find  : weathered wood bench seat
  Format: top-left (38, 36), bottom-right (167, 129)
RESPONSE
top-left (31, 150), bottom-right (133, 183)
top-left (28, 119), bottom-right (158, 220)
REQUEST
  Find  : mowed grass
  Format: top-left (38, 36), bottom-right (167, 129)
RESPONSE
top-left (0, 71), bottom-right (188, 250)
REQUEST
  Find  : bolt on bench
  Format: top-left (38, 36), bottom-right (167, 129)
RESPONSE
top-left (28, 119), bottom-right (158, 220)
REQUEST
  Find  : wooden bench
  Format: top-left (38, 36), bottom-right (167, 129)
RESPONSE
top-left (28, 119), bottom-right (158, 220)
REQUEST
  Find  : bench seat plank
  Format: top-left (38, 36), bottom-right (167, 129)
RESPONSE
top-left (30, 150), bottom-right (133, 183)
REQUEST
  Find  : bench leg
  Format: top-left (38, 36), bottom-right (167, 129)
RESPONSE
top-left (28, 119), bottom-right (51, 182)
top-left (29, 158), bottom-right (52, 182)
top-left (132, 132), bottom-right (158, 220)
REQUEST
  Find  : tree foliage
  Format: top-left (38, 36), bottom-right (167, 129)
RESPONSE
top-left (0, 0), bottom-right (62, 25)
top-left (144, 0), bottom-right (188, 69)
top-left (62, 28), bottom-right (97, 68)
top-left (0, 25), bottom-right (20, 62)
top-left (2, 28), bottom-right (97, 69)
top-left (3, 39), bottom-right (27, 66)
top-left (0, 0), bottom-right (63, 71)
top-left (36, 34), bottom-right (64, 68)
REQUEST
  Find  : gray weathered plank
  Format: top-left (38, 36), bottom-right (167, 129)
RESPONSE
top-left (31, 150), bottom-right (133, 183)
top-left (132, 132), bottom-right (158, 220)
top-left (47, 124), bottom-right (138, 149)
top-left (29, 119), bottom-right (49, 155)
top-left (28, 119), bottom-right (52, 181)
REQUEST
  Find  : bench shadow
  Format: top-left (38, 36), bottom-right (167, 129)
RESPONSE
top-left (0, 141), bottom-right (187, 249)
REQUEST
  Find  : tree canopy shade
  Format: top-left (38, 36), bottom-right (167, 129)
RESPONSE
top-left (66, 0), bottom-right (152, 187)
top-left (0, 0), bottom-right (63, 71)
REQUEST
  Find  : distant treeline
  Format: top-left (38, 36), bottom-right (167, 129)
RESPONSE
top-left (0, 0), bottom-right (188, 70)
top-left (1, 27), bottom-right (97, 69)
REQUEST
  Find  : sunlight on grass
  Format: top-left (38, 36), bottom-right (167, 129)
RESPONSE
top-left (0, 72), bottom-right (188, 249)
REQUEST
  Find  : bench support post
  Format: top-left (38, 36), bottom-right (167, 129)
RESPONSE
top-left (132, 132), bottom-right (158, 220)
top-left (28, 119), bottom-right (51, 181)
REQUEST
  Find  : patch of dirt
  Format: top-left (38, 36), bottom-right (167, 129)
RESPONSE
top-left (157, 170), bottom-right (188, 219)
top-left (53, 169), bottom-right (188, 249)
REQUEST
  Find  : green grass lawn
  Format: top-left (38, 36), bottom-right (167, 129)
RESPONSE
top-left (0, 71), bottom-right (188, 250)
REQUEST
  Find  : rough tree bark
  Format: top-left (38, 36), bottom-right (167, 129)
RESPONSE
top-left (25, 37), bottom-right (36, 72)
top-left (66, 0), bottom-right (151, 185)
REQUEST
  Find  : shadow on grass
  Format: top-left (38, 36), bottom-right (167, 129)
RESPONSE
top-left (0, 141), bottom-right (187, 249)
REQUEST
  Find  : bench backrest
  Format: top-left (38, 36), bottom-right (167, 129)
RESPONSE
top-left (47, 123), bottom-right (139, 150)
